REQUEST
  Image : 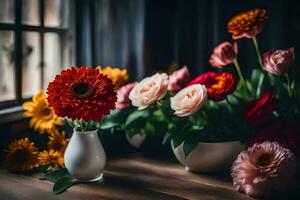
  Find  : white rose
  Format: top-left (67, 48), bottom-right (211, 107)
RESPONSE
top-left (129, 73), bottom-right (169, 109)
top-left (170, 84), bottom-right (207, 117)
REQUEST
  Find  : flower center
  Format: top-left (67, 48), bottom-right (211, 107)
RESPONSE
top-left (257, 153), bottom-right (273, 166)
top-left (207, 75), bottom-right (226, 93)
top-left (41, 107), bottom-right (52, 116)
top-left (72, 83), bottom-right (91, 98)
top-left (15, 150), bottom-right (30, 163)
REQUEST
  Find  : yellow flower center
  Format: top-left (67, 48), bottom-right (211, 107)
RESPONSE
top-left (207, 75), bottom-right (227, 94)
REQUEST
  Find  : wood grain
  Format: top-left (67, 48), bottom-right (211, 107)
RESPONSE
top-left (0, 153), bottom-right (296, 200)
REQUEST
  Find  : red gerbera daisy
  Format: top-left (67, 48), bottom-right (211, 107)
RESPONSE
top-left (186, 71), bottom-right (236, 101)
top-left (47, 66), bottom-right (117, 121)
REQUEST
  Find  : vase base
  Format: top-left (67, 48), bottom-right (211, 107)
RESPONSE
top-left (75, 173), bottom-right (103, 182)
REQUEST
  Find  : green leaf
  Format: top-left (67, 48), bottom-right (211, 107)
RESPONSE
top-left (53, 176), bottom-right (77, 195)
top-left (183, 140), bottom-right (198, 158)
top-left (125, 109), bottom-right (150, 128)
top-left (100, 110), bottom-right (123, 129)
top-left (172, 131), bottom-right (186, 148)
top-left (162, 131), bottom-right (173, 145)
top-left (144, 122), bottom-right (155, 135)
top-left (43, 168), bottom-right (69, 183)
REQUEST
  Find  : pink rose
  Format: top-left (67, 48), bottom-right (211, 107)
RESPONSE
top-left (129, 73), bottom-right (169, 109)
top-left (170, 84), bottom-right (207, 117)
top-left (168, 66), bottom-right (190, 92)
top-left (209, 42), bottom-right (238, 68)
top-left (116, 82), bottom-right (136, 109)
top-left (263, 47), bottom-right (295, 76)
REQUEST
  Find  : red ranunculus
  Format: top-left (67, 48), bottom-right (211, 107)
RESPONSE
top-left (47, 66), bottom-right (117, 121)
top-left (186, 71), bottom-right (236, 101)
top-left (244, 91), bottom-right (274, 126)
top-left (247, 122), bottom-right (300, 156)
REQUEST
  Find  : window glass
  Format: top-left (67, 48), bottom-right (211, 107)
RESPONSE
top-left (0, 31), bottom-right (15, 101)
top-left (22, 0), bottom-right (40, 25)
top-left (44, 33), bottom-right (62, 89)
top-left (45, 0), bottom-right (69, 27)
top-left (0, 0), bottom-right (14, 23)
top-left (22, 32), bottom-right (41, 98)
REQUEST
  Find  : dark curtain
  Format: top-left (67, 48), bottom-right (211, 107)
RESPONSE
top-left (76, 0), bottom-right (300, 80)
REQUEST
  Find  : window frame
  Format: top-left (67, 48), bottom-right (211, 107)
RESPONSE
top-left (0, 0), bottom-right (70, 109)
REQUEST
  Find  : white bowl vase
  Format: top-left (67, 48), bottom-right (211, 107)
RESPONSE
top-left (172, 140), bottom-right (244, 172)
top-left (126, 133), bottom-right (146, 148)
top-left (64, 129), bottom-right (106, 181)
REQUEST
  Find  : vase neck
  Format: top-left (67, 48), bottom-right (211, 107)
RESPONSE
top-left (73, 129), bottom-right (98, 135)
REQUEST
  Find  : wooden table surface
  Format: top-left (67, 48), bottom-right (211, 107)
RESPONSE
top-left (0, 153), bottom-right (297, 200)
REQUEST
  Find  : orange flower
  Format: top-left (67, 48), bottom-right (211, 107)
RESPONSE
top-left (4, 138), bottom-right (39, 172)
top-left (96, 66), bottom-right (128, 88)
top-left (228, 8), bottom-right (269, 39)
top-left (48, 128), bottom-right (68, 154)
top-left (38, 149), bottom-right (64, 168)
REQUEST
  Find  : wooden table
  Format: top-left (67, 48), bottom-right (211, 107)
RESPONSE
top-left (0, 153), bottom-right (297, 200)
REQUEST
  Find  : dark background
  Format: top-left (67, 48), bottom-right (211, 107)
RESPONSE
top-left (76, 0), bottom-right (300, 81)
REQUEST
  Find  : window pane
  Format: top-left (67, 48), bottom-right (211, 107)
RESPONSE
top-left (22, 0), bottom-right (40, 25)
top-left (45, 0), bottom-right (69, 27)
top-left (44, 33), bottom-right (62, 89)
top-left (0, 0), bottom-right (14, 23)
top-left (0, 31), bottom-right (15, 101)
top-left (22, 32), bottom-right (41, 98)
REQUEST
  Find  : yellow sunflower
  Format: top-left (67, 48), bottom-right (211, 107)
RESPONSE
top-left (96, 66), bottom-right (128, 88)
top-left (23, 91), bottom-right (63, 134)
top-left (4, 138), bottom-right (39, 173)
top-left (47, 128), bottom-right (68, 154)
top-left (227, 8), bottom-right (269, 39)
top-left (38, 149), bottom-right (64, 168)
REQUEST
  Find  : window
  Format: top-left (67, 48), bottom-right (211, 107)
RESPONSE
top-left (0, 0), bottom-right (74, 109)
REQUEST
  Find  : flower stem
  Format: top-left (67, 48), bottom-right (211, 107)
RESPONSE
top-left (285, 73), bottom-right (292, 97)
top-left (252, 37), bottom-right (264, 69)
top-left (233, 59), bottom-right (246, 89)
top-left (226, 97), bottom-right (233, 113)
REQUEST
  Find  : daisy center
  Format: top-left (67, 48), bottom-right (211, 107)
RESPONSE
top-left (257, 153), bottom-right (273, 166)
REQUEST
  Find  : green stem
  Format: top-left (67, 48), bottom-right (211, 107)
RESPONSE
top-left (79, 120), bottom-right (85, 132)
top-left (226, 97), bottom-right (233, 113)
top-left (233, 59), bottom-right (246, 91)
top-left (285, 73), bottom-right (292, 97)
top-left (252, 37), bottom-right (264, 69)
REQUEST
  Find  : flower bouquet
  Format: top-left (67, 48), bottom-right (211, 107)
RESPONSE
top-left (100, 8), bottom-right (299, 198)
top-left (99, 66), bottom-right (190, 149)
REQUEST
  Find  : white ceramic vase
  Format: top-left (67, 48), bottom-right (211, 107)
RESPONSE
top-left (126, 133), bottom-right (146, 148)
top-left (64, 129), bottom-right (106, 181)
top-left (172, 140), bottom-right (244, 172)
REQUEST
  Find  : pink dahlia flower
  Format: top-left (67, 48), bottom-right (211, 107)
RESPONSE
top-left (231, 141), bottom-right (296, 198)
